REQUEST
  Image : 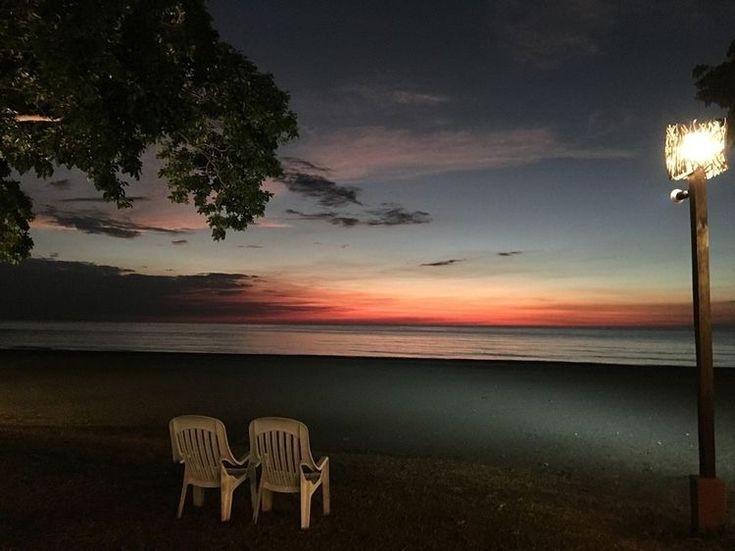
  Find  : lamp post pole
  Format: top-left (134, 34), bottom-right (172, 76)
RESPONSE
top-left (687, 167), bottom-right (727, 532)
top-left (688, 167), bottom-right (715, 477)
top-left (665, 118), bottom-right (728, 532)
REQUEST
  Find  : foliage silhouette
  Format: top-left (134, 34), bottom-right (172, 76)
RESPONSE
top-left (694, 39), bottom-right (735, 143)
top-left (0, 0), bottom-right (298, 262)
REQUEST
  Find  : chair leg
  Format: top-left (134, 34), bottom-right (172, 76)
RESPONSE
top-left (177, 483), bottom-right (188, 519)
top-left (300, 484), bottom-right (312, 530)
top-left (249, 471), bottom-right (258, 514)
top-left (252, 479), bottom-right (264, 524)
top-left (261, 489), bottom-right (273, 512)
top-left (193, 486), bottom-right (205, 507)
top-left (322, 462), bottom-right (331, 516)
top-left (221, 480), bottom-right (233, 522)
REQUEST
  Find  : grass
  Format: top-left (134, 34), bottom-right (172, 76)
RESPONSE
top-left (0, 427), bottom-right (732, 550)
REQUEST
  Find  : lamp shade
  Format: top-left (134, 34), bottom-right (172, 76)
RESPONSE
top-left (665, 119), bottom-right (728, 181)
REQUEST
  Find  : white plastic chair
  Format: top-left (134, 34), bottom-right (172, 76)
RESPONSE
top-left (249, 417), bottom-right (330, 529)
top-left (169, 415), bottom-right (256, 521)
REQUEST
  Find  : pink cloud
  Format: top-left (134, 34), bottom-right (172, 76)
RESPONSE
top-left (25, 157), bottom-right (290, 235)
top-left (294, 126), bottom-right (633, 181)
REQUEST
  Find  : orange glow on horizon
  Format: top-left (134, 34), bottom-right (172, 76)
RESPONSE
top-left (155, 277), bottom-right (735, 327)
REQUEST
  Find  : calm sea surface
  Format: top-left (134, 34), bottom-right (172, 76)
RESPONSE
top-left (1, 322), bottom-right (734, 367)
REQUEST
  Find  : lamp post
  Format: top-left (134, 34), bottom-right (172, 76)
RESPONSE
top-left (666, 119), bottom-right (728, 532)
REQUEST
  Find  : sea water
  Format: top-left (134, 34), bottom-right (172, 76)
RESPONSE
top-left (1, 321), bottom-right (734, 367)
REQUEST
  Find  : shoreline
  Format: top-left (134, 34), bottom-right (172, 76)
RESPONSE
top-left (1, 347), bottom-right (729, 371)
top-left (3, 322), bottom-right (734, 368)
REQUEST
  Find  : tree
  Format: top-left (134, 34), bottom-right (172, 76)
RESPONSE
top-left (693, 39), bottom-right (735, 142)
top-left (0, 0), bottom-right (298, 263)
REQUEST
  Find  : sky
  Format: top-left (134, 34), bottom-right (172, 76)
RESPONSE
top-left (3, 0), bottom-right (735, 326)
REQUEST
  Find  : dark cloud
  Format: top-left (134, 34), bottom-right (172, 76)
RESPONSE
top-left (280, 172), bottom-right (362, 207)
top-left (279, 159), bottom-right (430, 227)
top-left (285, 206), bottom-right (429, 228)
top-left (41, 207), bottom-right (188, 238)
top-left (279, 157), bottom-right (361, 207)
top-left (284, 209), bottom-right (338, 221)
top-left (366, 205), bottom-right (431, 226)
top-left (420, 258), bottom-right (466, 267)
top-left (237, 244), bottom-right (264, 249)
top-left (215, 289), bottom-right (244, 296)
top-left (60, 196), bottom-right (149, 203)
top-left (171, 239), bottom-right (188, 245)
top-left (497, 251), bottom-right (523, 257)
top-left (48, 179), bottom-right (72, 189)
top-left (0, 259), bottom-right (333, 322)
top-left (492, 0), bottom-right (619, 70)
top-left (281, 157), bottom-right (331, 173)
top-left (284, 209), bottom-right (361, 228)
top-left (48, 252), bottom-right (59, 259)
top-left (331, 216), bottom-right (360, 227)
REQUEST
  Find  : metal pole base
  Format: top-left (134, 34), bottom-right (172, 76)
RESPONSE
top-left (690, 475), bottom-right (727, 532)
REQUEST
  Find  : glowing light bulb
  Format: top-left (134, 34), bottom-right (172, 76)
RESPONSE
top-left (665, 119), bottom-right (728, 181)
top-left (679, 131), bottom-right (720, 166)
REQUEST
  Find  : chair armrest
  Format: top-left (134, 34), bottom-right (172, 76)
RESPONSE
top-left (236, 450), bottom-right (251, 465)
top-left (300, 456), bottom-right (328, 479)
top-left (222, 453), bottom-right (249, 469)
top-left (220, 462), bottom-right (252, 491)
top-left (299, 455), bottom-right (328, 473)
top-left (315, 456), bottom-right (329, 471)
top-left (221, 464), bottom-right (249, 477)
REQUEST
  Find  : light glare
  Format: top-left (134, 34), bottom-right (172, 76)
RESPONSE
top-left (665, 119), bottom-right (728, 181)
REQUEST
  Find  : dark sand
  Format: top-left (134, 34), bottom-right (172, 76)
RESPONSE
top-left (1, 349), bottom-right (734, 482)
top-left (2, 350), bottom-right (735, 549)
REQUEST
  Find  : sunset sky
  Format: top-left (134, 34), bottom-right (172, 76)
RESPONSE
top-left (3, 0), bottom-right (735, 326)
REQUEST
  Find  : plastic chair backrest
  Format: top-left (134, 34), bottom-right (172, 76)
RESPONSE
top-left (249, 417), bottom-right (315, 490)
top-left (169, 415), bottom-right (232, 485)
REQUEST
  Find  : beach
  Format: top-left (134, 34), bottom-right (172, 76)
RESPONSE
top-left (1, 350), bottom-right (734, 548)
top-left (2, 350), bottom-right (734, 478)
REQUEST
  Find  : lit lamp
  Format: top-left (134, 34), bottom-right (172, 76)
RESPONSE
top-left (665, 119), bottom-right (728, 532)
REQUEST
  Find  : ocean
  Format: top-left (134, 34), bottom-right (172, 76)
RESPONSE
top-left (1, 321), bottom-right (734, 367)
